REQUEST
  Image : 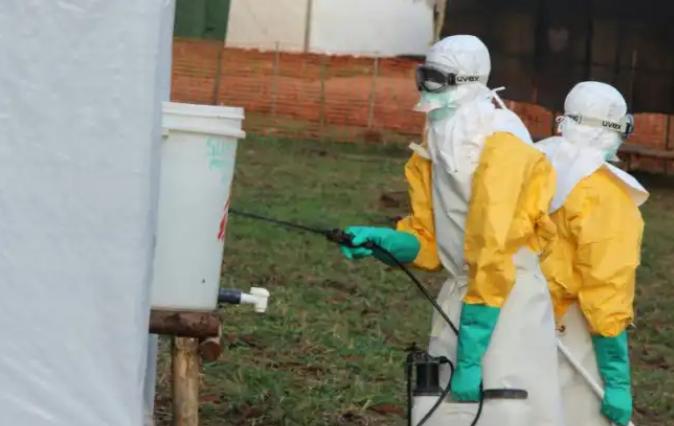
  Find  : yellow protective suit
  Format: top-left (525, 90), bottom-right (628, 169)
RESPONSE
top-left (397, 129), bottom-right (565, 426)
top-left (536, 165), bottom-right (644, 426)
top-left (395, 146), bottom-right (442, 273)
top-left (397, 132), bottom-right (557, 308)
top-left (542, 166), bottom-right (644, 337)
top-left (536, 117), bottom-right (648, 426)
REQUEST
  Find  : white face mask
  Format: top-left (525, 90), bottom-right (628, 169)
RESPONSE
top-left (413, 90), bottom-right (458, 121)
top-left (558, 115), bottom-right (627, 162)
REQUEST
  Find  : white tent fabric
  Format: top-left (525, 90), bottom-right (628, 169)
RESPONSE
top-left (0, 1), bottom-right (172, 424)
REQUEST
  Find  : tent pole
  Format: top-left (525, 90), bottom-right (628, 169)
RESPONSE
top-left (303, 0), bottom-right (313, 53)
top-left (420, 1), bottom-right (447, 146)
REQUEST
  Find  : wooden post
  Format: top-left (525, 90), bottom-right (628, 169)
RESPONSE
top-left (433, 1), bottom-right (446, 42)
top-left (627, 49), bottom-right (638, 108)
top-left (199, 324), bottom-right (223, 363)
top-left (303, 0), bottom-right (314, 53)
top-left (148, 309), bottom-right (222, 425)
top-left (420, 1), bottom-right (447, 145)
top-left (271, 42), bottom-right (280, 117)
top-left (211, 42), bottom-right (225, 106)
top-left (664, 115), bottom-right (671, 174)
top-left (172, 337), bottom-right (201, 426)
top-left (318, 54), bottom-right (327, 141)
top-left (367, 54), bottom-right (380, 129)
top-left (550, 110), bottom-right (558, 136)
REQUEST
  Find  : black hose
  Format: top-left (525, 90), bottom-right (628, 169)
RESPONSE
top-left (366, 244), bottom-right (458, 335)
top-left (369, 243), bottom-right (484, 426)
top-left (228, 209), bottom-right (484, 426)
top-left (470, 384), bottom-right (485, 426)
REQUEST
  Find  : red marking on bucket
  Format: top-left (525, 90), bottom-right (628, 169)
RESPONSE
top-left (217, 197), bottom-right (231, 241)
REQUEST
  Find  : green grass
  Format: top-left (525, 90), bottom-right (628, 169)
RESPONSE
top-left (155, 136), bottom-right (674, 426)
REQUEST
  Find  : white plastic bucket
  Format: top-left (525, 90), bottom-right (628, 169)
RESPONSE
top-left (150, 102), bottom-right (245, 311)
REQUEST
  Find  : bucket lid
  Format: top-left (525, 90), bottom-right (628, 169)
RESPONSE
top-left (162, 102), bottom-right (246, 139)
top-left (162, 102), bottom-right (244, 120)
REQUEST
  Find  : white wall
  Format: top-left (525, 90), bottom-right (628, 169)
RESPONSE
top-left (225, 0), bottom-right (434, 56)
top-left (310, 0), bottom-right (433, 56)
top-left (226, 0), bottom-right (308, 51)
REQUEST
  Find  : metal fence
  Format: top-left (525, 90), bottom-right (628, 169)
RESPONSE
top-left (171, 38), bottom-right (674, 169)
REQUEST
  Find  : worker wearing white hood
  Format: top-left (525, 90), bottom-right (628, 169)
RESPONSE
top-left (340, 35), bottom-right (565, 426)
top-left (537, 81), bottom-right (649, 426)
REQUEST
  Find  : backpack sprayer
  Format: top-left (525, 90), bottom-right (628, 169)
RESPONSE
top-left (227, 208), bottom-right (528, 426)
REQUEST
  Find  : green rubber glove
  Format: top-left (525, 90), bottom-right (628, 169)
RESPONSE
top-left (593, 331), bottom-right (633, 426)
top-left (340, 226), bottom-right (420, 265)
top-left (450, 303), bottom-right (500, 402)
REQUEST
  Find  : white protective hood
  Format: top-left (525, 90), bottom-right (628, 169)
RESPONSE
top-left (412, 35), bottom-right (533, 174)
top-left (537, 82), bottom-right (649, 212)
top-left (536, 136), bottom-right (649, 212)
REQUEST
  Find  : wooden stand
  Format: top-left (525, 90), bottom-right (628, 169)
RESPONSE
top-left (149, 309), bottom-right (222, 426)
top-left (150, 310), bottom-right (220, 338)
top-left (172, 337), bottom-right (201, 426)
top-left (198, 324), bottom-right (223, 363)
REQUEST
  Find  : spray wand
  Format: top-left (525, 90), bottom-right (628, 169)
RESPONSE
top-left (229, 209), bottom-right (374, 250)
top-left (228, 208), bottom-right (477, 426)
top-left (228, 208), bottom-right (458, 335)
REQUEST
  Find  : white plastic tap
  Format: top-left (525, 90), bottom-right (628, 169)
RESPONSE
top-left (239, 287), bottom-right (270, 313)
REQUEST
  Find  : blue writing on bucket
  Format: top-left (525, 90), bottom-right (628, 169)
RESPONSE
top-left (206, 138), bottom-right (234, 170)
top-left (206, 138), bottom-right (237, 183)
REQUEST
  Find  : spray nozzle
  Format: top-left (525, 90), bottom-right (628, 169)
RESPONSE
top-left (218, 287), bottom-right (270, 313)
top-left (324, 229), bottom-right (375, 249)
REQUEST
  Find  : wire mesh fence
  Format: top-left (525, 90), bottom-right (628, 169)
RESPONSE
top-left (171, 38), bottom-right (674, 170)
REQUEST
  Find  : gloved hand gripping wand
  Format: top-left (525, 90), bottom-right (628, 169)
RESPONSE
top-left (228, 208), bottom-right (493, 426)
top-left (228, 209), bottom-right (458, 335)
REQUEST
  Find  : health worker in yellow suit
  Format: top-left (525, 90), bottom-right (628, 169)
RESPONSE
top-left (339, 35), bottom-right (565, 426)
top-left (536, 81), bottom-right (649, 426)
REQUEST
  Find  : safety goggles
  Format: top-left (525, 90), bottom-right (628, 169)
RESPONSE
top-left (564, 113), bottom-right (635, 139)
top-left (415, 65), bottom-right (483, 93)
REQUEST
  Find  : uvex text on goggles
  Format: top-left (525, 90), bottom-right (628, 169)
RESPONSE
top-left (415, 65), bottom-right (483, 93)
